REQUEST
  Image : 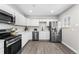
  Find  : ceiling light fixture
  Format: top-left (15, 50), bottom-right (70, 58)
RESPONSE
top-left (29, 10), bottom-right (32, 13)
top-left (50, 10), bottom-right (54, 13)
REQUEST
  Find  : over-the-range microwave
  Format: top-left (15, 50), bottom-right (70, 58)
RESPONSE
top-left (0, 9), bottom-right (15, 24)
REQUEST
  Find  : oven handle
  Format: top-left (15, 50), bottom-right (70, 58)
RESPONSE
top-left (6, 39), bottom-right (21, 47)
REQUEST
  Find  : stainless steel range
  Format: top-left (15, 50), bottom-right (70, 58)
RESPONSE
top-left (0, 29), bottom-right (22, 54)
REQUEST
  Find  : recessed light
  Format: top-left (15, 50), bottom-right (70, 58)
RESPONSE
top-left (29, 10), bottom-right (32, 13)
top-left (50, 10), bottom-right (54, 13)
top-left (75, 24), bottom-right (79, 26)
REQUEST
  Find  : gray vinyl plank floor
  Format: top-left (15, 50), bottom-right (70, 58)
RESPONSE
top-left (21, 40), bottom-right (75, 54)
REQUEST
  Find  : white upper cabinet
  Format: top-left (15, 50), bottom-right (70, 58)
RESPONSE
top-left (15, 12), bottom-right (27, 26)
top-left (26, 19), bottom-right (39, 26)
top-left (39, 19), bottom-right (58, 26)
top-left (39, 19), bottom-right (57, 26)
top-left (32, 19), bottom-right (39, 26)
top-left (26, 18), bottom-right (58, 26)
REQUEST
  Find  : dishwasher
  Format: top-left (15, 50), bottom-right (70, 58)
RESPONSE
top-left (32, 29), bottom-right (39, 41)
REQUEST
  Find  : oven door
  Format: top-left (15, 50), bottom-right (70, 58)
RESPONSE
top-left (5, 39), bottom-right (21, 54)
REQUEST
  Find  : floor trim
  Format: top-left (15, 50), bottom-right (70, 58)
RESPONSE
top-left (62, 41), bottom-right (78, 54)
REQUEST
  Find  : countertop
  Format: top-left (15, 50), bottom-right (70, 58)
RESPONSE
top-left (17, 30), bottom-right (49, 33)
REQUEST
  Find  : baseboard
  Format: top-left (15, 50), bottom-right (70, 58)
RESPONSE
top-left (62, 41), bottom-right (78, 54)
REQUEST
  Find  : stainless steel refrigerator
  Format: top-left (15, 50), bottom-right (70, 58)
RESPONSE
top-left (49, 21), bottom-right (62, 43)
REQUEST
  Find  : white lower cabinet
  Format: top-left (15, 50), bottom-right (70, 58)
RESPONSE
top-left (0, 40), bottom-right (4, 54)
top-left (19, 32), bottom-right (32, 48)
top-left (22, 34), bottom-right (28, 48)
top-left (0, 48), bottom-right (4, 54)
top-left (39, 31), bottom-right (50, 40)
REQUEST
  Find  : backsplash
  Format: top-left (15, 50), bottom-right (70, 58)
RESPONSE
top-left (0, 23), bottom-right (25, 32)
top-left (27, 26), bottom-right (49, 31)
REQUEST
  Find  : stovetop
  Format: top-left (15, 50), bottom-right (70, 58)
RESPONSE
top-left (0, 34), bottom-right (21, 39)
top-left (0, 29), bottom-right (21, 41)
top-left (0, 35), bottom-right (15, 40)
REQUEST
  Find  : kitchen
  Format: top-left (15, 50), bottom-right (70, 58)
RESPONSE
top-left (0, 4), bottom-right (79, 54)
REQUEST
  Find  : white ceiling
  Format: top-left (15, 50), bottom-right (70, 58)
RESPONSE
top-left (9, 4), bottom-right (73, 17)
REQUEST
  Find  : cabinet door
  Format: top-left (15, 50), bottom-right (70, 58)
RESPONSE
top-left (22, 33), bottom-right (28, 47)
top-left (26, 19), bottom-right (31, 26)
top-left (21, 32), bottom-right (32, 47)
top-left (32, 19), bottom-right (39, 26)
top-left (27, 19), bottom-right (39, 26)
top-left (39, 32), bottom-right (49, 40)
top-left (0, 40), bottom-right (4, 54)
top-left (15, 12), bottom-right (26, 26)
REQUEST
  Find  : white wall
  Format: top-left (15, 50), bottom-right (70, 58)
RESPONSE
top-left (59, 5), bottom-right (79, 54)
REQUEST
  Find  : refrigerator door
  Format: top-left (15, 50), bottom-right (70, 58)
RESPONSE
top-left (49, 21), bottom-right (61, 43)
top-left (50, 29), bottom-right (57, 42)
